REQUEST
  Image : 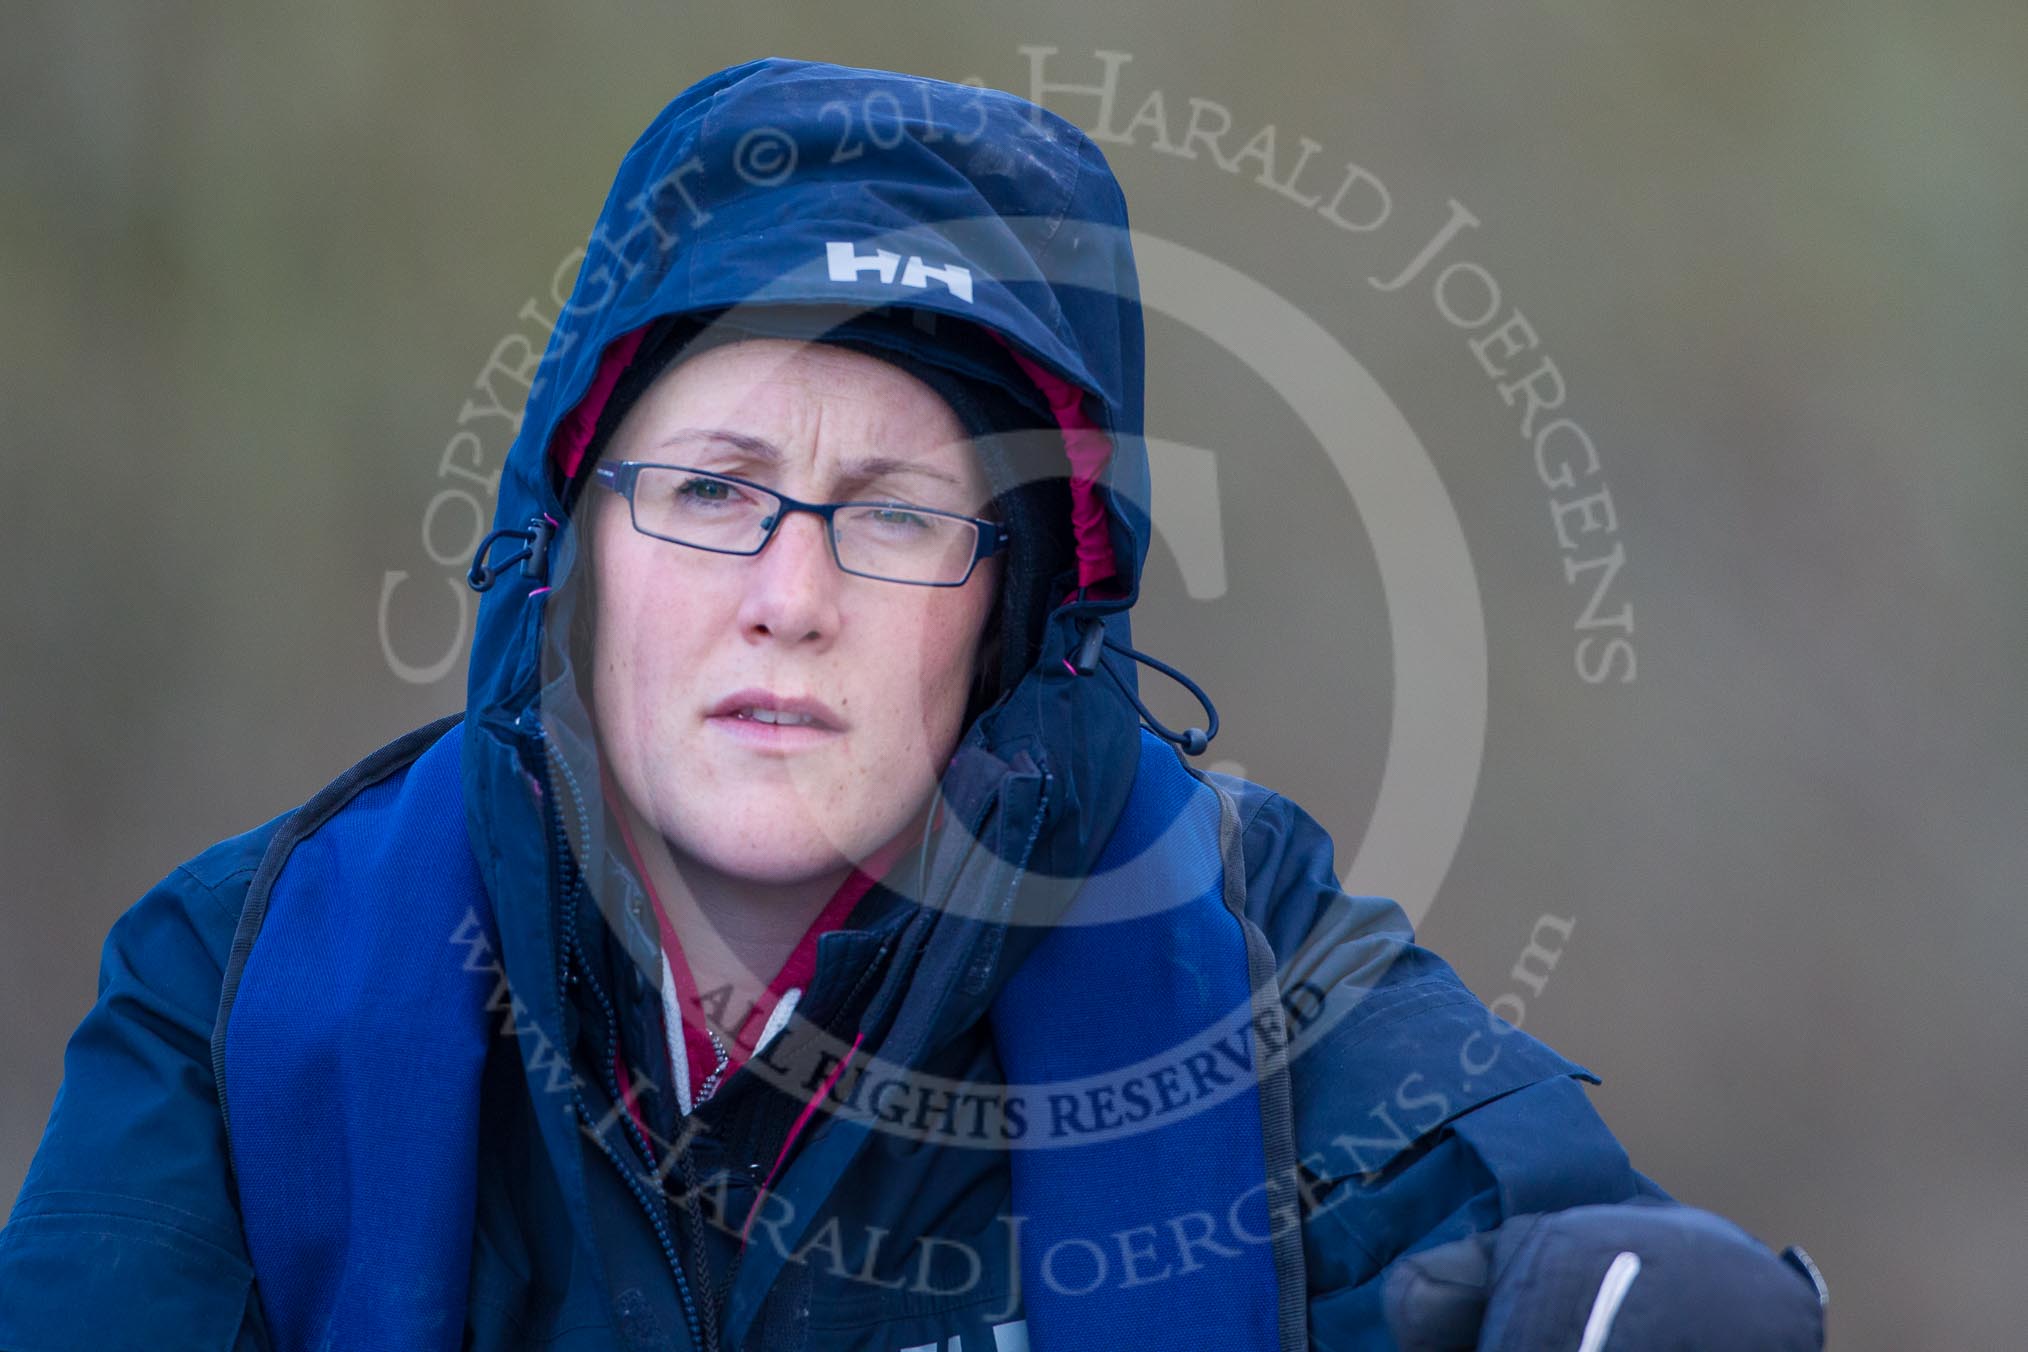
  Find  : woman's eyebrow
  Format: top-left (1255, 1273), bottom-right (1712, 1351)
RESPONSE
top-left (653, 427), bottom-right (964, 489)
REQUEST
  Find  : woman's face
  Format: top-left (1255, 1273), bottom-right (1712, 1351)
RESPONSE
top-left (585, 337), bottom-right (1002, 885)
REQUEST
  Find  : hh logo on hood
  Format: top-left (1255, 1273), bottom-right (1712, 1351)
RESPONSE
top-left (826, 240), bottom-right (975, 302)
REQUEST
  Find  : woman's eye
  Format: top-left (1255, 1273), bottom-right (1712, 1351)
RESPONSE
top-left (675, 476), bottom-right (741, 505)
top-left (868, 506), bottom-right (932, 530)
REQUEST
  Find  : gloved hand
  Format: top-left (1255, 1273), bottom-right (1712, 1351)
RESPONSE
top-left (1382, 1200), bottom-right (1828, 1350)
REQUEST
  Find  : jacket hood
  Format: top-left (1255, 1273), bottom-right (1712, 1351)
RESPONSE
top-left (458, 58), bottom-right (1175, 1084)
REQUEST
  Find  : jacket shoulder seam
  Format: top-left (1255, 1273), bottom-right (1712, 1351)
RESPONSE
top-left (1237, 786), bottom-right (1285, 845)
top-left (174, 860), bottom-right (256, 892)
top-left (173, 861), bottom-right (259, 924)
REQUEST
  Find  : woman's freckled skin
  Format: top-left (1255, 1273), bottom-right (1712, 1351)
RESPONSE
top-left (583, 337), bottom-right (1001, 991)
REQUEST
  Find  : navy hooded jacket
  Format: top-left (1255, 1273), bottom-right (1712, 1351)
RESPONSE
top-left (0, 58), bottom-right (1825, 1352)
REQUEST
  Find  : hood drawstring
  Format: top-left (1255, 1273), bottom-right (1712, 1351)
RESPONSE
top-left (467, 513), bottom-right (559, 592)
top-left (1069, 612), bottom-right (1221, 757)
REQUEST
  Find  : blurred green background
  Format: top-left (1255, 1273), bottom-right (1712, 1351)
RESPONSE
top-left (4, 4), bottom-right (2023, 1346)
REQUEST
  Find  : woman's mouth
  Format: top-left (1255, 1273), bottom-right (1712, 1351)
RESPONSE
top-left (733, 707), bottom-right (820, 726)
top-left (707, 708), bottom-right (844, 752)
top-left (706, 689), bottom-right (847, 752)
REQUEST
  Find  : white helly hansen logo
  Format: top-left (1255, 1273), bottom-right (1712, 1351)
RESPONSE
top-left (898, 1316), bottom-right (1027, 1352)
top-left (826, 241), bottom-right (975, 303)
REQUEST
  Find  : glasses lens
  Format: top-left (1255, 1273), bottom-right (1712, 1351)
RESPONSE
top-left (630, 467), bottom-right (775, 551)
top-left (833, 504), bottom-right (981, 585)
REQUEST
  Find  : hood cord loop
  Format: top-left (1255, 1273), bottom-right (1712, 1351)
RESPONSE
top-left (467, 514), bottom-right (558, 592)
top-left (1071, 615), bottom-right (1220, 757)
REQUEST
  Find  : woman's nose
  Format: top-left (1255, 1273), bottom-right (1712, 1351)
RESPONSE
top-left (735, 509), bottom-right (843, 644)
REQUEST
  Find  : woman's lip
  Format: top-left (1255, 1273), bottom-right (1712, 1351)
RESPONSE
top-left (708, 688), bottom-right (846, 730)
top-left (706, 711), bottom-right (845, 752)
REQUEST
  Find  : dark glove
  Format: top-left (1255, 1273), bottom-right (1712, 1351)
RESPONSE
top-left (1383, 1201), bottom-right (1828, 1350)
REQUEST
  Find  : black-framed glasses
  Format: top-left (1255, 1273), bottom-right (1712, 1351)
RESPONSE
top-left (591, 461), bottom-right (1011, 587)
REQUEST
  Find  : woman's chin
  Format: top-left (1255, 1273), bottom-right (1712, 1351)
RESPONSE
top-left (677, 816), bottom-right (885, 887)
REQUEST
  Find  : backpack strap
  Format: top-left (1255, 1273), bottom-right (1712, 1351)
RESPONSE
top-left (991, 727), bottom-right (1295, 1351)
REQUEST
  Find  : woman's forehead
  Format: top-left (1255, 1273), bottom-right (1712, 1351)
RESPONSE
top-left (614, 337), bottom-right (988, 486)
top-left (654, 338), bottom-right (953, 414)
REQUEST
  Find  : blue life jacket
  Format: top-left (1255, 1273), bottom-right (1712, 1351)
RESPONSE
top-left (222, 720), bottom-right (1292, 1352)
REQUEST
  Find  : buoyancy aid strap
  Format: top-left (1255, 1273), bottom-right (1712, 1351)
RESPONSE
top-left (990, 727), bottom-right (1287, 1351)
top-left (222, 719), bottom-right (497, 1352)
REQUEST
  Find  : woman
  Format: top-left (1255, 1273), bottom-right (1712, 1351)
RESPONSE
top-left (0, 58), bottom-right (1825, 1351)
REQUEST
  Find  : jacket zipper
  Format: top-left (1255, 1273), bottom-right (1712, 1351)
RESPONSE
top-left (528, 718), bottom-right (710, 1350)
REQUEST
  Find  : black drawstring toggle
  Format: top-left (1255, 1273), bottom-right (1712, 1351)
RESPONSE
top-left (1072, 615), bottom-right (1109, 675)
top-left (467, 515), bottom-right (556, 592)
top-left (1070, 615), bottom-right (1220, 756)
